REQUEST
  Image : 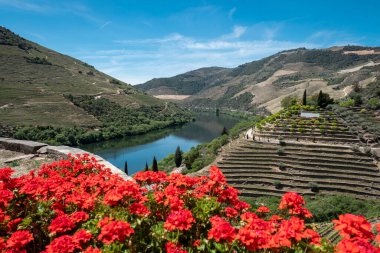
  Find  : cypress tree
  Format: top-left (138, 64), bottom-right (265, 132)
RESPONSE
top-left (317, 90), bottom-right (323, 107)
top-left (124, 161), bottom-right (128, 175)
top-left (216, 108), bottom-right (220, 117)
top-left (174, 146), bottom-right (182, 167)
top-left (144, 161), bottom-right (149, 171)
top-left (303, 89), bottom-right (307, 105)
top-left (221, 126), bottom-right (228, 135)
top-left (152, 156), bottom-right (158, 172)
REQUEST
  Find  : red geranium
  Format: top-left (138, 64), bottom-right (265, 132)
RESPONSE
top-left (208, 216), bottom-right (236, 243)
top-left (256, 206), bottom-right (270, 213)
top-left (164, 209), bottom-right (195, 231)
top-left (333, 214), bottom-right (374, 241)
top-left (6, 230), bottom-right (33, 249)
top-left (48, 215), bottom-right (76, 234)
top-left (98, 220), bottom-right (134, 244)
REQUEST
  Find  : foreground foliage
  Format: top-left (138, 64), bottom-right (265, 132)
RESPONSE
top-left (0, 155), bottom-right (379, 252)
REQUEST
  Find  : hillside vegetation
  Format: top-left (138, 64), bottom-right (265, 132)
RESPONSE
top-left (0, 26), bottom-right (191, 145)
top-left (137, 46), bottom-right (380, 113)
top-left (217, 105), bottom-right (380, 200)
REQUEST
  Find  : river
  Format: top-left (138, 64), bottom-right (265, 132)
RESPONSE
top-left (80, 112), bottom-right (241, 175)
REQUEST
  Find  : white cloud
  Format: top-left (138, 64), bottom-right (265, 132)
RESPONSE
top-left (99, 21), bottom-right (112, 29)
top-left (0, 0), bottom-right (52, 13)
top-left (307, 30), bottom-right (365, 46)
top-left (77, 26), bottom-right (319, 85)
top-left (221, 25), bottom-right (247, 39)
top-left (228, 7), bottom-right (236, 19)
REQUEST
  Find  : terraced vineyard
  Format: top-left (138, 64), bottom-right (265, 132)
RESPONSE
top-left (255, 106), bottom-right (360, 144)
top-left (332, 105), bottom-right (380, 143)
top-left (217, 106), bottom-right (380, 199)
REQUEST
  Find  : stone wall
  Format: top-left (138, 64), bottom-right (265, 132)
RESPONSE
top-left (0, 137), bottom-right (131, 180)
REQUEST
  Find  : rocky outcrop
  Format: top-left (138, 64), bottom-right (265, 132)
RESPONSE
top-left (0, 138), bottom-right (47, 154)
top-left (0, 138), bottom-right (131, 180)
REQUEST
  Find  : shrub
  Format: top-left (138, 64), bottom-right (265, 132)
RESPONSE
top-left (308, 182), bottom-right (320, 193)
top-left (276, 148), bottom-right (285, 155)
top-left (298, 127), bottom-right (305, 133)
top-left (367, 97), bottom-right (380, 109)
top-left (351, 144), bottom-right (360, 152)
top-left (278, 162), bottom-right (286, 170)
top-left (339, 99), bottom-right (355, 107)
top-left (4, 155), bottom-right (364, 253)
top-left (25, 56), bottom-right (52, 65)
top-left (273, 180), bottom-right (282, 189)
top-left (364, 147), bottom-right (372, 155)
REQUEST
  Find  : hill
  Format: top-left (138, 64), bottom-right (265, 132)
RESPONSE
top-left (216, 105), bottom-right (380, 200)
top-left (137, 46), bottom-right (380, 113)
top-left (0, 26), bottom-right (191, 145)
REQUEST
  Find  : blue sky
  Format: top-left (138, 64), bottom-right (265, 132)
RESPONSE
top-left (1, 0), bottom-right (380, 84)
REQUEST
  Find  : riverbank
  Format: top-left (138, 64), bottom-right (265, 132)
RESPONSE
top-left (157, 114), bottom-right (263, 173)
top-left (80, 112), bottom-right (243, 175)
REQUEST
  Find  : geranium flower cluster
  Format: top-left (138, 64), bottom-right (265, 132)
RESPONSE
top-left (0, 154), bottom-right (379, 252)
top-left (333, 214), bottom-right (380, 252)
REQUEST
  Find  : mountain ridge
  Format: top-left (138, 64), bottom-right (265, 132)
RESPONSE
top-left (137, 46), bottom-right (380, 113)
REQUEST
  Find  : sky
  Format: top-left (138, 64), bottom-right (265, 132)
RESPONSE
top-left (1, 0), bottom-right (380, 84)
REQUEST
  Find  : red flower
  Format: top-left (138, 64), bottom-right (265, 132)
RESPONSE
top-left (72, 229), bottom-right (92, 246)
top-left (335, 238), bottom-right (379, 253)
top-left (209, 166), bottom-right (226, 183)
top-left (48, 215), bottom-right (76, 234)
top-left (97, 217), bottom-right (113, 228)
top-left (45, 235), bottom-right (77, 253)
top-left (0, 189), bottom-right (14, 207)
top-left (241, 212), bottom-right (258, 223)
top-left (164, 209), bottom-right (195, 231)
top-left (129, 202), bottom-right (150, 216)
top-left (278, 192), bottom-right (312, 218)
top-left (0, 237), bottom-right (5, 251)
top-left (333, 214), bottom-right (374, 241)
top-left (98, 220), bottom-right (134, 244)
top-left (134, 171), bottom-right (167, 185)
top-left (376, 224), bottom-right (380, 243)
top-left (83, 246), bottom-right (102, 253)
top-left (7, 218), bottom-right (23, 232)
top-left (0, 168), bottom-right (14, 181)
top-left (70, 211), bottom-right (89, 223)
top-left (165, 242), bottom-right (188, 253)
top-left (256, 206), bottom-right (270, 213)
top-left (193, 240), bottom-right (200, 247)
top-left (224, 207), bottom-right (238, 218)
top-left (6, 230), bottom-right (33, 249)
top-left (208, 216), bottom-right (236, 243)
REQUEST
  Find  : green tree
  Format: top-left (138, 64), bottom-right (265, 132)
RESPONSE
top-left (144, 162), bottom-right (149, 171)
top-left (215, 108), bottom-right (220, 117)
top-left (281, 96), bottom-right (298, 108)
top-left (350, 92), bottom-right (363, 106)
top-left (317, 90), bottom-right (334, 108)
top-left (124, 161), bottom-right (128, 175)
top-left (174, 146), bottom-right (182, 167)
top-left (303, 89), bottom-right (307, 105)
top-left (221, 126), bottom-right (228, 135)
top-left (152, 156), bottom-right (158, 172)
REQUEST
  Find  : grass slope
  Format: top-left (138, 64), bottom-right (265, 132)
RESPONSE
top-left (0, 26), bottom-right (191, 144)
